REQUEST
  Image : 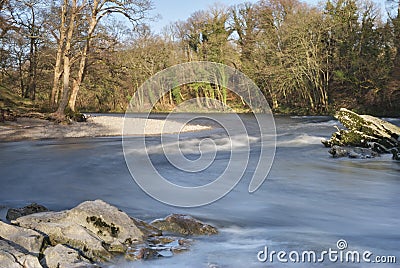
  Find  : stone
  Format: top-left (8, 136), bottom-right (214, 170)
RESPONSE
top-left (0, 220), bottom-right (45, 255)
top-left (391, 148), bottom-right (400, 161)
top-left (151, 214), bottom-right (218, 236)
top-left (0, 108), bottom-right (16, 123)
top-left (328, 145), bottom-right (380, 159)
top-left (42, 244), bottom-right (97, 268)
top-left (1, 200), bottom-right (210, 265)
top-left (13, 200), bottom-right (147, 262)
top-left (130, 217), bottom-right (162, 237)
top-left (6, 203), bottom-right (49, 221)
top-left (125, 235), bottom-right (192, 261)
top-left (323, 108), bottom-right (400, 157)
top-left (134, 247), bottom-right (162, 260)
top-left (0, 238), bottom-right (42, 268)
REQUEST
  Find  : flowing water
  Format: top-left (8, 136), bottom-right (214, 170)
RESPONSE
top-left (0, 115), bottom-right (399, 267)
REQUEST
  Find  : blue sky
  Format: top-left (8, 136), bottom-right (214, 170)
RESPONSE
top-left (148, 0), bottom-right (387, 34)
top-left (149, 0), bottom-right (318, 33)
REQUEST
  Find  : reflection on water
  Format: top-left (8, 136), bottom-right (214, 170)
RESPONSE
top-left (0, 115), bottom-right (399, 267)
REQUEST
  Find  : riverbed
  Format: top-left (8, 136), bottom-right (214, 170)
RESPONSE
top-left (0, 115), bottom-right (399, 267)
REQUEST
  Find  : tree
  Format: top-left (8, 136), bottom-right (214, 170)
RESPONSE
top-left (67, 0), bottom-right (153, 113)
top-left (1, 0), bottom-right (46, 99)
top-left (385, 0), bottom-right (400, 110)
top-left (49, 0), bottom-right (152, 118)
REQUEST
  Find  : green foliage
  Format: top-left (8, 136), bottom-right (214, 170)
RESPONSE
top-left (171, 86), bottom-right (183, 104)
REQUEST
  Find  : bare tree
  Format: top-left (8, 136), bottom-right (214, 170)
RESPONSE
top-left (55, 0), bottom-right (84, 117)
top-left (67, 0), bottom-right (153, 113)
top-left (7, 0), bottom-right (45, 100)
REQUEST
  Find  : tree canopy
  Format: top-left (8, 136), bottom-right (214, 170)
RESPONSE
top-left (0, 0), bottom-right (399, 117)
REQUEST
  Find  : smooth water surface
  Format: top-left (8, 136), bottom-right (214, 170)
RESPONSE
top-left (0, 115), bottom-right (399, 267)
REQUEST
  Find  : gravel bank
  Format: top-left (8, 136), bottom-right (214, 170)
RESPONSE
top-left (0, 115), bottom-right (211, 141)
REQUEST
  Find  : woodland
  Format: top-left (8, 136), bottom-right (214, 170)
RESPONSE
top-left (0, 0), bottom-right (399, 118)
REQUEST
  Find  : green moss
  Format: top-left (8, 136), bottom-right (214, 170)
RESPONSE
top-left (86, 216), bottom-right (120, 238)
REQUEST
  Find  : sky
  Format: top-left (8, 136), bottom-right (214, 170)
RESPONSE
top-left (148, 0), bottom-right (387, 34)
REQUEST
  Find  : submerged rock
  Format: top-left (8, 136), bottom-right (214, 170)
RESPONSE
top-left (323, 108), bottom-right (400, 159)
top-left (6, 203), bottom-right (49, 221)
top-left (151, 214), bottom-right (218, 236)
top-left (126, 236), bottom-right (192, 260)
top-left (329, 146), bottom-right (379, 159)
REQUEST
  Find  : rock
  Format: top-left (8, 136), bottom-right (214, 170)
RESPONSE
top-left (42, 244), bottom-right (97, 268)
top-left (126, 236), bottom-right (191, 261)
top-left (0, 238), bottom-right (42, 268)
top-left (0, 108), bottom-right (16, 123)
top-left (391, 148), bottom-right (400, 161)
top-left (151, 214), bottom-right (218, 236)
top-left (328, 146), bottom-right (379, 159)
top-left (13, 200), bottom-right (148, 262)
top-left (2, 200), bottom-right (211, 265)
top-left (6, 203), bottom-right (49, 221)
top-left (147, 236), bottom-right (192, 254)
top-left (130, 217), bottom-right (162, 237)
top-left (65, 109), bottom-right (87, 122)
top-left (133, 247), bottom-right (162, 260)
top-left (323, 108), bottom-right (400, 158)
top-left (0, 220), bottom-right (45, 255)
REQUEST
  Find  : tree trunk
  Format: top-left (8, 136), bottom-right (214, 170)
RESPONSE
top-left (24, 4), bottom-right (37, 100)
top-left (68, 79), bottom-right (80, 112)
top-left (50, 43), bottom-right (64, 107)
top-left (50, 3), bottom-right (67, 108)
top-left (55, 0), bottom-right (78, 117)
top-left (56, 55), bottom-right (71, 115)
top-left (67, 9), bottom-right (98, 112)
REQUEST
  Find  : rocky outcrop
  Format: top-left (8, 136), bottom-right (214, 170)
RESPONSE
top-left (151, 214), bottom-right (218, 235)
top-left (6, 203), bottom-right (49, 221)
top-left (322, 108), bottom-right (400, 159)
top-left (0, 200), bottom-right (218, 267)
top-left (13, 200), bottom-right (145, 262)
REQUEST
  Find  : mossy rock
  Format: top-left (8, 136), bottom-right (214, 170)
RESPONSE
top-left (64, 107), bottom-right (87, 122)
top-left (324, 108), bottom-right (400, 155)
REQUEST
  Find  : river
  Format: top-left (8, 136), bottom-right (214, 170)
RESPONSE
top-left (0, 115), bottom-right (399, 267)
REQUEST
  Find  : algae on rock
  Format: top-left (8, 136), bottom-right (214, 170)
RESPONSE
top-left (322, 108), bottom-right (400, 159)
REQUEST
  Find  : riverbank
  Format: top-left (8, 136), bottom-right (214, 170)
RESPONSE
top-left (0, 115), bottom-right (211, 142)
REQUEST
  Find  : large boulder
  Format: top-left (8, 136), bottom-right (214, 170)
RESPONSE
top-left (0, 220), bottom-right (45, 255)
top-left (13, 200), bottom-right (147, 262)
top-left (6, 203), bottom-right (49, 221)
top-left (151, 214), bottom-right (218, 236)
top-left (0, 238), bottom-right (42, 268)
top-left (1, 200), bottom-right (218, 266)
top-left (322, 108), bottom-right (400, 159)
